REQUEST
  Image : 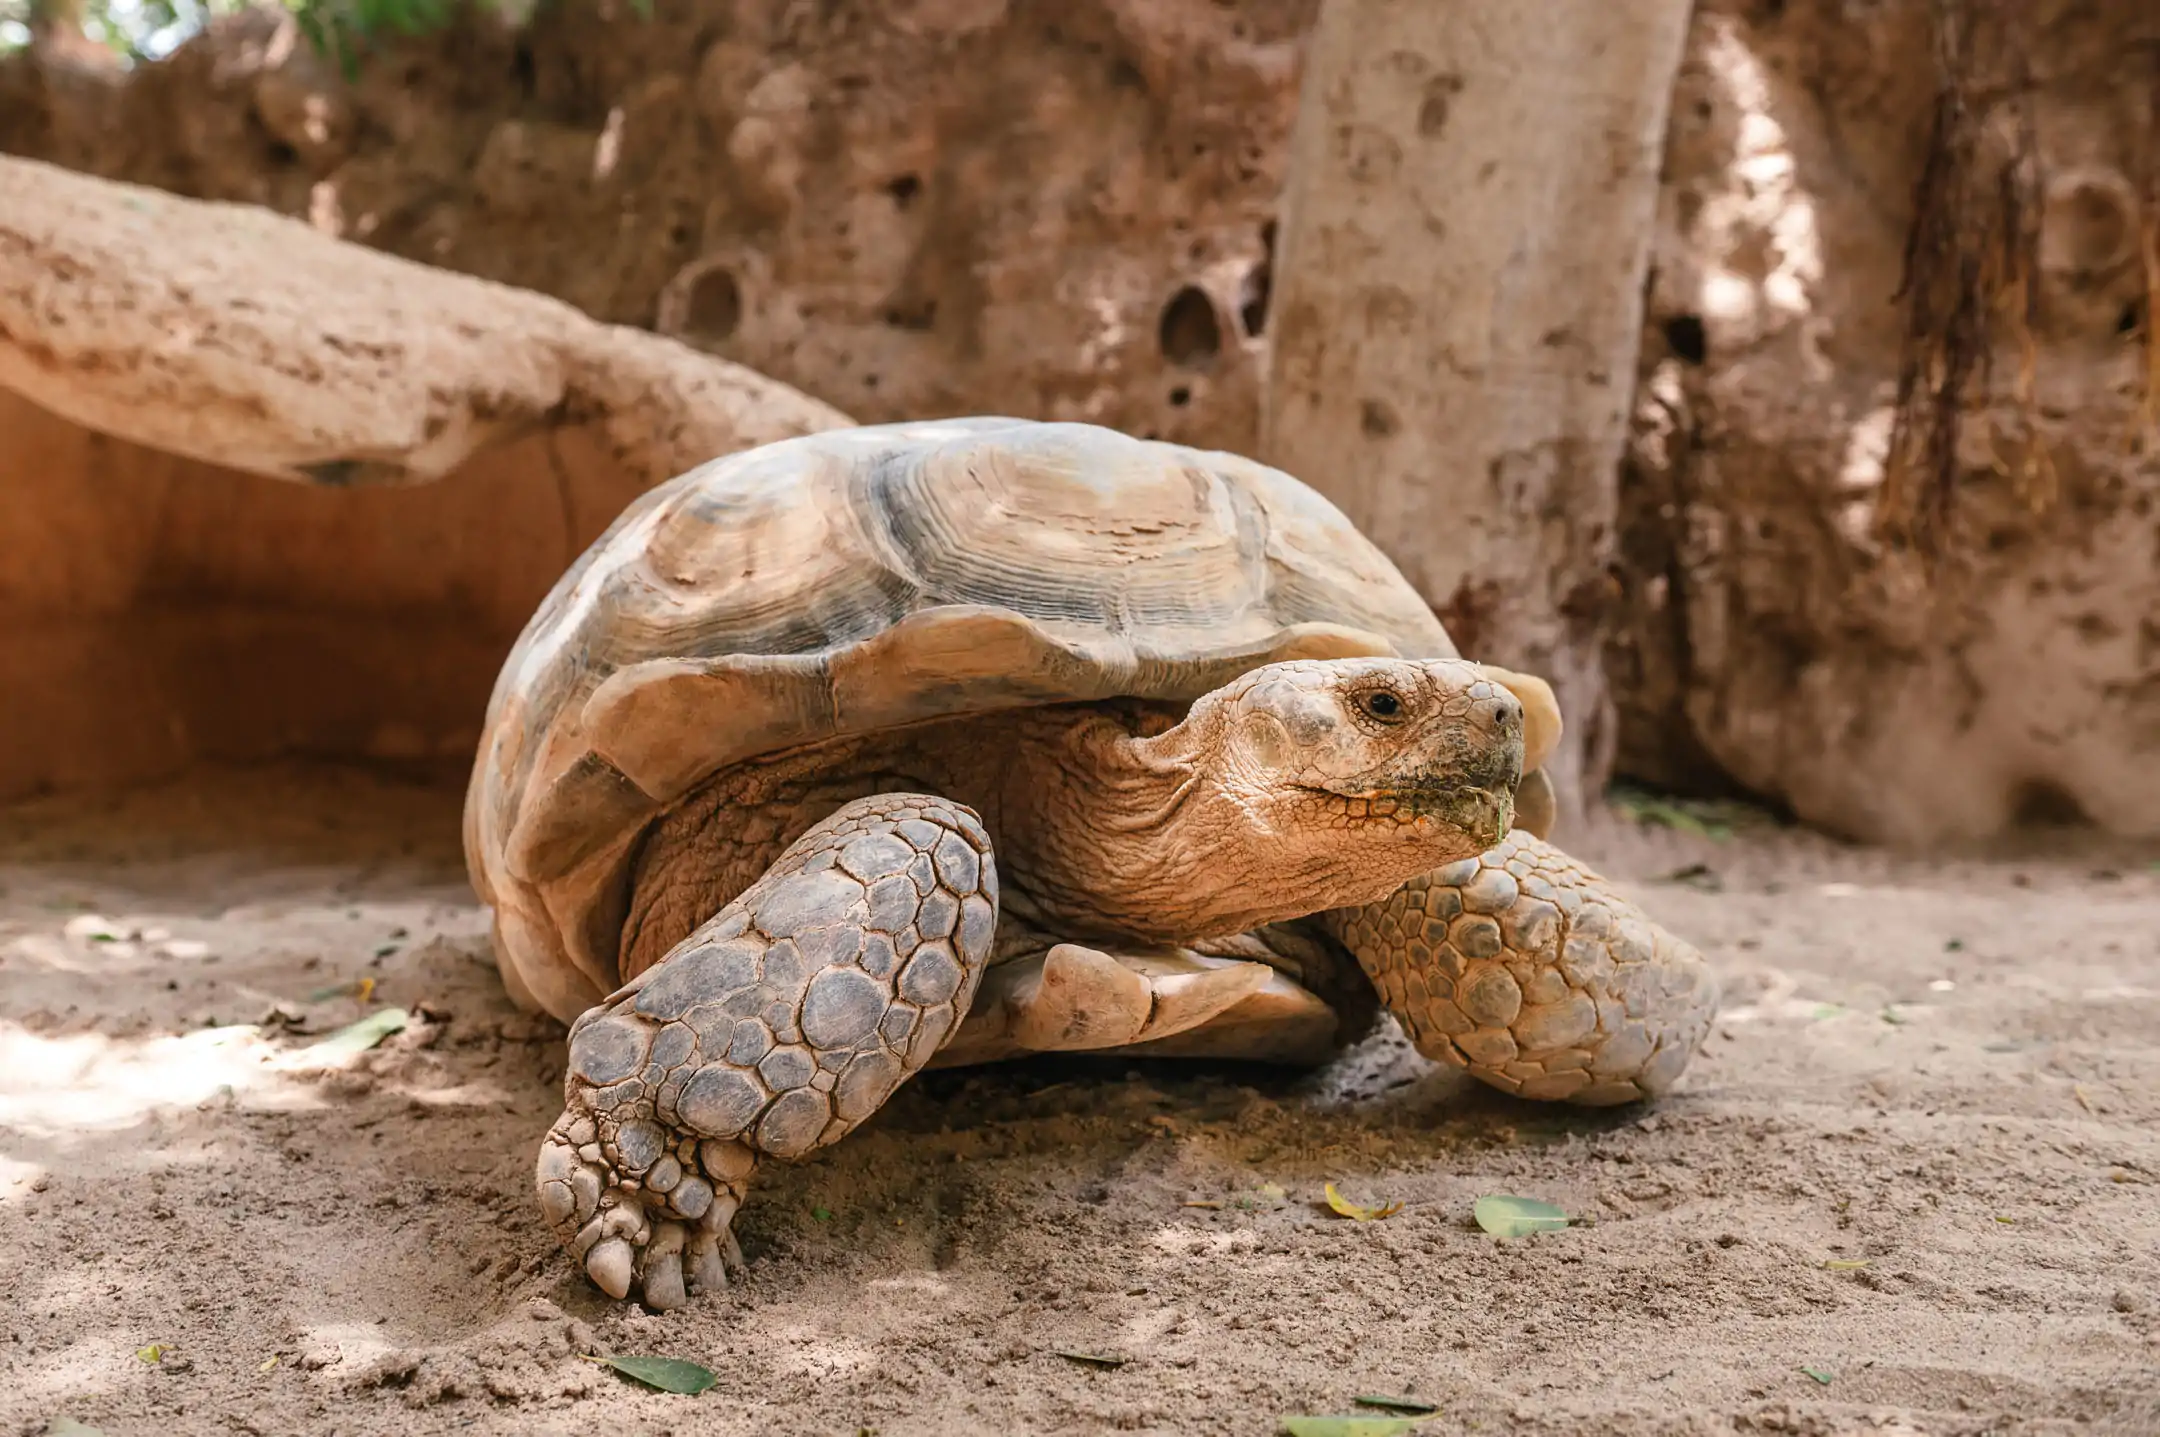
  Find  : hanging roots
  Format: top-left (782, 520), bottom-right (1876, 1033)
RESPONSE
top-left (2141, 47), bottom-right (2160, 444)
top-left (1879, 0), bottom-right (2048, 563)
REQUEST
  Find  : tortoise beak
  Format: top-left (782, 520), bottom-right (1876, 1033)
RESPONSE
top-left (1351, 739), bottom-right (1521, 849)
top-left (1427, 782), bottom-right (1513, 850)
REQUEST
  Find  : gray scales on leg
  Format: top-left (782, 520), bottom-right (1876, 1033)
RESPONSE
top-left (536, 794), bottom-right (997, 1309)
top-left (1325, 833), bottom-right (1719, 1105)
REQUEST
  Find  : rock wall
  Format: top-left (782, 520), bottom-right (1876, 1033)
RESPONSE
top-left (0, 0), bottom-right (1304, 455)
top-left (3, 0), bottom-right (2156, 844)
top-left (0, 157), bottom-right (846, 800)
top-left (1614, 0), bottom-right (2160, 843)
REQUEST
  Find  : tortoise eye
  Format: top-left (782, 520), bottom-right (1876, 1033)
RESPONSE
top-left (1361, 690), bottom-right (1404, 721)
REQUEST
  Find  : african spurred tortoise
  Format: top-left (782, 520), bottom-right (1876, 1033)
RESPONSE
top-left (466, 417), bottom-right (1718, 1308)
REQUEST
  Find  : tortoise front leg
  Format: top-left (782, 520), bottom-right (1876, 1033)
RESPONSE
top-left (536, 793), bottom-right (997, 1308)
top-left (1325, 833), bottom-right (1719, 1105)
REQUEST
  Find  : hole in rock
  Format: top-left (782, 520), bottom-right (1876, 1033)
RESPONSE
top-left (2009, 778), bottom-right (2093, 829)
top-left (1665, 314), bottom-right (1708, 365)
top-left (1238, 221), bottom-right (1276, 337)
top-left (684, 267), bottom-right (742, 343)
top-left (1159, 285), bottom-right (1222, 370)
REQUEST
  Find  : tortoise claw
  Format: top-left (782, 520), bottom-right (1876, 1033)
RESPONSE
top-left (585, 1238), bottom-right (634, 1299)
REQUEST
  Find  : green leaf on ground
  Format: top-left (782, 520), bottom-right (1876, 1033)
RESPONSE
top-left (810, 1206), bottom-right (832, 1222)
top-left (286, 1007), bottom-right (409, 1065)
top-left (1055, 1350), bottom-right (1127, 1368)
top-left (1280, 1417), bottom-right (1427, 1436)
top-left (1822, 1259), bottom-right (1870, 1271)
top-left (1799, 1365), bottom-right (1834, 1385)
top-left (1472, 1195), bottom-right (1570, 1238)
top-left (582, 1354), bottom-right (717, 1394)
top-left (136, 1343), bottom-right (167, 1363)
top-left (1354, 1394), bottom-right (1439, 1414)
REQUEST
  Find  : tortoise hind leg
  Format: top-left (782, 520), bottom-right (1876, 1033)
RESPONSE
top-left (932, 936), bottom-right (1344, 1068)
top-left (1325, 832), bottom-right (1719, 1105)
top-left (536, 792), bottom-right (997, 1309)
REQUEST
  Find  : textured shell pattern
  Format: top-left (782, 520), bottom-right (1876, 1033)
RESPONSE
top-left (465, 417), bottom-right (1455, 1021)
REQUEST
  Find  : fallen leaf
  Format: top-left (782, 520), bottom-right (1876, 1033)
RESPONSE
top-left (373, 943), bottom-right (400, 958)
top-left (1994, 1215), bottom-right (2016, 1224)
top-left (1055, 1350), bottom-right (1127, 1368)
top-left (1811, 1003), bottom-right (1844, 1020)
top-left (1879, 1005), bottom-right (1906, 1025)
top-left (1280, 1417), bottom-right (1426, 1437)
top-left (1799, 1366), bottom-right (1834, 1386)
top-left (136, 1344), bottom-right (166, 1363)
top-left (305, 977), bottom-right (376, 1004)
top-left (582, 1354), bottom-right (717, 1394)
top-left (1324, 1182), bottom-right (1402, 1221)
top-left (285, 1007), bottom-right (410, 1065)
top-left (1354, 1394), bottom-right (1439, 1414)
top-left (259, 1356), bottom-right (278, 1372)
top-left (1472, 1195), bottom-right (1570, 1238)
top-left (1181, 1200), bottom-right (1223, 1210)
top-left (811, 1206), bottom-right (832, 1223)
top-left (1822, 1259), bottom-right (1870, 1271)
top-left (2074, 1084), bottom-right (2094, 1113)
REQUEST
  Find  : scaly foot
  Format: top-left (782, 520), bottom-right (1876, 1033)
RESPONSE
top-left (536, 793), bottom-right (998, 1307)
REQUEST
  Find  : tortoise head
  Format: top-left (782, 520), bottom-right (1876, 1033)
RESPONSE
top-left (1117, 657), bottom-right (1544, 933)
top-left (1211, 657), bottom-right (1526, 849)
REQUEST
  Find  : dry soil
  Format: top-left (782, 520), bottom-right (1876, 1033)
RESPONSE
top-left (2, 766), bottom-right (2156, 1436)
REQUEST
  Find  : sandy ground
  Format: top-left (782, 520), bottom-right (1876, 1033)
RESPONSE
top-left (1, 765), bottom-right (2156, 1437)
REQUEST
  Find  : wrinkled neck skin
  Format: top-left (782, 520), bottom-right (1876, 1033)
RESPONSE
top-left (998, 700), bottom-right (1497, 944)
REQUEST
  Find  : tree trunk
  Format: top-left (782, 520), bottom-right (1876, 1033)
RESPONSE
top-left (1261, 0), bottom-right (1694, 831)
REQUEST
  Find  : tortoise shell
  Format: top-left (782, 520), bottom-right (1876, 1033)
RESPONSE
top-left (466, 417), bottom-right (1458, 1022)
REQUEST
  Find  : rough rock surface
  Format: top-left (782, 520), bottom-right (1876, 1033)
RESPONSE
top-left (1612, 0), bottom-right (2160, 844)
top-left (0, 156), bottom-right (848, 801)
top-left (3, 0), bottom-right (2157, 845)
top-left (0, 0), bottom-right (1302, 453)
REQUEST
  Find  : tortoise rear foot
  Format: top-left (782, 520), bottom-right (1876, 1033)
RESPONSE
top-left (536, 792), bottom-right (998, 1308)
